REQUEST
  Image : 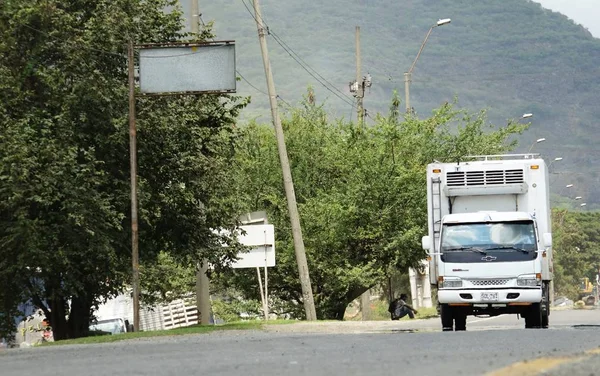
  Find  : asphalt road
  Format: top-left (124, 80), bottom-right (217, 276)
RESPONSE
top-left (2, 309), bottom-right (599, 376)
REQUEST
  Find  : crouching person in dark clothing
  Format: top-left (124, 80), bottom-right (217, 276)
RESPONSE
top-left (388, 293), bottom-right (418, 320)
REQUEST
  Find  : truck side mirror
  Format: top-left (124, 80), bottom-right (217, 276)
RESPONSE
top-left (422, 235), bottom-right (431, 250)
top-left (543, 233), bottom-right (552, 248)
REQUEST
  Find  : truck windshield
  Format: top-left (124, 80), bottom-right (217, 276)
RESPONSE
top-left (440, 221), bottom-right (537, 263)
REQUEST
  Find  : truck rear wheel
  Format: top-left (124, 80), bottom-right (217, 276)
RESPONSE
top-left (440, 304), bottom-right (453, 331)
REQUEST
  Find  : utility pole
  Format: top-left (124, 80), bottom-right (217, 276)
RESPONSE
top-left (128, 41), bottom-right (140, 332)
top-left (349, 26), bottom-right (371, 126)
top-left (252, 0), bottom-right (317, 321)
top-left (404, 72), bottom-right (411, 114)
top-left (191, 0), bottom-right (199, 35)
top-left (190, 0), bottom-right (211, 325)
top-left (357, 22), bottom-right (370, 319)
top-left (355, 26), bottom-right (363, 125)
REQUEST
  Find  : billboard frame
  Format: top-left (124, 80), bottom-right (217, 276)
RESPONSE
top-left (136, 40), bottom-right (236, 96)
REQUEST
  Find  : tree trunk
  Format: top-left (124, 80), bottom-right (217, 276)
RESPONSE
top-left (48, 295), bottom-right (69, 341)
top-left (67, 295), bottom-right (92, 339)
top-left (332, 303), bottom-right (347, 320)
top-left (46, 283), bottom-right (93, 340)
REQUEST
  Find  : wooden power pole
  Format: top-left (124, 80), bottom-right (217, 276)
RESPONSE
top-left (128, 41), bottom-right (140, 332)
top-left (252, 0), bottom-right (317, 321)
top-left (190, 0), bottom-right (212, 325)
top-left (355, 26), bottom-right (364, 125)
top-left (191, 0), bottom-right (199, 34)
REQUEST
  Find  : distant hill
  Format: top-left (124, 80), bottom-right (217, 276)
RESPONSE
top-left (181, 0), bottom-right (600, 205)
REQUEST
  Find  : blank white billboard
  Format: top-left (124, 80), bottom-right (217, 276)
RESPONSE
top-left (139, 42), bottom-right (236, 94)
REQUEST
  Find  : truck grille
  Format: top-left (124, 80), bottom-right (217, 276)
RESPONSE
top-left (468, 279), bottom-right (510, 286)
top-left (446, 169), bottom-right (524, 187)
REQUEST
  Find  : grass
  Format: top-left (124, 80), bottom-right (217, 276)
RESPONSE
top-left (44, 321), bottom-right (265, 346)
top-left (413, 307), bottom-right (439, 320)
top-left (43, 309), bottom-right (442, 347)
top-left (43, 319), bottom-right (310, 346)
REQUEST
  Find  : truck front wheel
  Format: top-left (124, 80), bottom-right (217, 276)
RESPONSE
top-left (525, 303), bottom-right (543, 329)
top-left (454, 312), bottom-right (467, 331)
top-left (440, 304), bottom-right (453, 331)
top-left (541, 284), bottom-right (550, 329)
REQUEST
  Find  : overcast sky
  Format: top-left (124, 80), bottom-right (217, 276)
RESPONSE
top-left (533, 0), bottom-right (600, 37)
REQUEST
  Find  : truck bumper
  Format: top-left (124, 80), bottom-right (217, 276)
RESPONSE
top-left (438, 288), bottom-right (542, 304)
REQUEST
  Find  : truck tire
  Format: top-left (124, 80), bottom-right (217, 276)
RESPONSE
top-left (454, 312), bottom-right (467, 331)
top-left (525, 303), bottom-right (542, 329)
top-left (440, 304), bottom-right (454, 331)
top-left (541, 284), bottom-right (549, 329)
top-left (541, 310), bottom-right (549, 329)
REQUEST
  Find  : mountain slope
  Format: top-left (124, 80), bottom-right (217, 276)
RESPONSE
top-left (186, 0), bottom-right (600, 204)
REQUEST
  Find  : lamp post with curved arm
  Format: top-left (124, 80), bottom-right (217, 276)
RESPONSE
top-left (559, 184), bottom-right (574, 196)
top-left (548, 157), bottom-right (563, 171)
top-left (528, 138), bottom-right (546, 153)
top-left (404, 18), bottom-right (451, 114)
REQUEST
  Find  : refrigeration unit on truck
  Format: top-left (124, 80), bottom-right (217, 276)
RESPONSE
top-left (421, 154), bottom-right (553, 331)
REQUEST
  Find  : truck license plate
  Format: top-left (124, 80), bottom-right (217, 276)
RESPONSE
top-left (480, 292), bottom-right (498, 302)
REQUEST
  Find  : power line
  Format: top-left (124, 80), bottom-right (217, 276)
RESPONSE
top-left (269, 33), bottom-right (355, 107)
top-left (236, 70), bottom-right (268, 95)
top-left (240, 0), bottom-right (355, 108)
top-left (241, 0), bottom-right (354, 103)
top-left (276, 95), bottom-right (292, 108)
top-left (237, 69), bottom-right (293, 107)
top-left (269, 30), bottom-right (354, 102)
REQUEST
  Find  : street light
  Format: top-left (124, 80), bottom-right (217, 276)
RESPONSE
top-left (528, 138), bottom-right (546, 153)
top-left (548, 157), bottom-right (563, 170)
top-left (559, 184), bottom-right (574, 196)
top-left (404, 18), bottom-right (451, 114)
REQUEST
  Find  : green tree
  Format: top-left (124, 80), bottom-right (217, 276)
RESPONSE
top-left (551, 209), bottom-right (588, 300)
top-left (552, 210), bottom-right (600, 300)
top-left (0, 0), bottom-right (246, 340)
top-left (225, 94), bottom-right (527, 319)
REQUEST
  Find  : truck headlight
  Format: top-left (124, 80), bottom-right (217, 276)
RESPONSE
top-left (517, 275), bottom-right (542, 287)
top-left (442, 279), bottom-right (462, 288)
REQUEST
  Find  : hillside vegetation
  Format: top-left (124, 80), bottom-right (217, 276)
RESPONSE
top-left (193, 0), bottom-right (600, 204)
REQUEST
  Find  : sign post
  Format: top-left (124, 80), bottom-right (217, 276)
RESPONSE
top-left (230, 224), bottom-right (276, 320)
top-left (128, 40), bottom-right (236, 330)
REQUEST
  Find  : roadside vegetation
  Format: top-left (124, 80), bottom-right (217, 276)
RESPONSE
top-left (1, 0), bottom-right (597, 346)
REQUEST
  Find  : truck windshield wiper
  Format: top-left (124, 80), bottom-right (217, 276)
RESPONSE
top-left (485, 246), bottom-right (530, 254)
top-left (443, 246), bottom-right (487, 254)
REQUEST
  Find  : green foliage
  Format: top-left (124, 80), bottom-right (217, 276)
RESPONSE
top-left (139, 252), bottom-right (196, 305)
top-left (211, 298), bottom-right (262, 323)
top-left (552, 209), bottom-right (600, 301)
top-left (0, 1), bottom-right (246, 340)
top-left (225, 93), bottom-right (526, 320)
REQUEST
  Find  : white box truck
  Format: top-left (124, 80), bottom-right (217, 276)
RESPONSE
top-left (421, 154), bottom-right (553, 331)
